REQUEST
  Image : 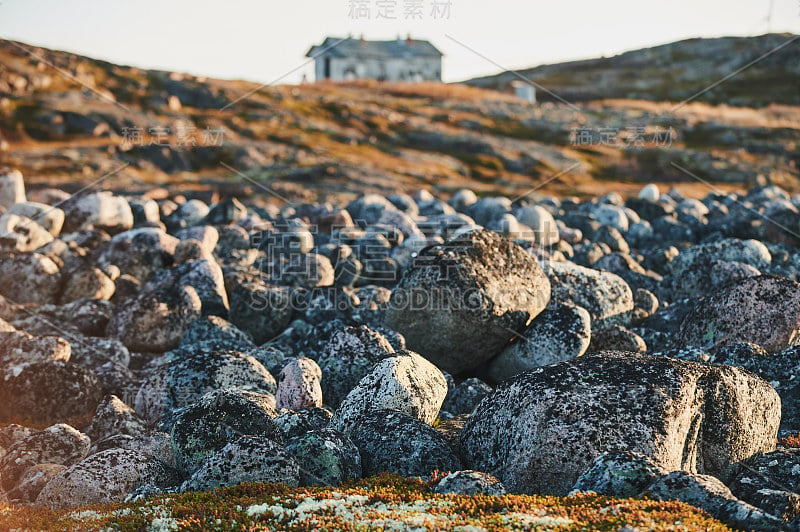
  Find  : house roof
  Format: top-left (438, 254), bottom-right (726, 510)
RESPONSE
top-left (306, 37), bottom-right (443, 60)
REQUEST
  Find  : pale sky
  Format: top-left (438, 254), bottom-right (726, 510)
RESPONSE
top-left (1, 0), bottom-right (798, 84)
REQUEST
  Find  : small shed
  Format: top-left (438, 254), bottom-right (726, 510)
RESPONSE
top-left (511, 81), bottom-right (537, 104)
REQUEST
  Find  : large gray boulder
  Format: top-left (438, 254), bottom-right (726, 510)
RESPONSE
top-left (677, 275), bottom-right (800, 353)
top-left (384, 229), bottom-right (551, 374)
top-left (460, 351), bottom-right (780, 495)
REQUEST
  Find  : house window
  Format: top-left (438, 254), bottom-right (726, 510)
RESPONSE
top-left (324, 57), bottom-right (331, 79)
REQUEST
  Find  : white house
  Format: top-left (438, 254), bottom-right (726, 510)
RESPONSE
top-left (306, 36), bottom-right (443, 82)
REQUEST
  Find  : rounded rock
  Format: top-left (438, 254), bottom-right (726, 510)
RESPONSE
top-left (349, 409), bottom-right (461, 478)
top-left (36, 448), bottom-right (179, 509)
top-left (170, 388), bottom-right (280, 474)
top-left (434, 470), bottom-right (506, 496)
top-left (384, 229), bottom-right (551, 374)
top-left (181, 435), bottom-right (300, 491)
top-left (572, 451), bottom-right (667, 497)
top-left (331, 351), bottom-right (447, 434)
top-left (285, 428), bottom-right (361, 486)
top-left (677, 275), bottom-right (800, 352)
top-left (276, 357), bottom-right (323, 411)
top-left (461, 351), bottom-right (780, 495)
top-left (487, 304), bottom-right (591, 382)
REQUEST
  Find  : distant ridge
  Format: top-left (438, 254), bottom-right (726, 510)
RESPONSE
top-left (463, 34), bottom-right (800, 107)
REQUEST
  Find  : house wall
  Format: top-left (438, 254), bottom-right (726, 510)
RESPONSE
top-left (315, 55), bottom-right (441, 82)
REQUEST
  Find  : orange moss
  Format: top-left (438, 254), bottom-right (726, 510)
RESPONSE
top-left (0, 473), bottom-right (732, 531)
top-left (780, 433), bottom-right (800, 448)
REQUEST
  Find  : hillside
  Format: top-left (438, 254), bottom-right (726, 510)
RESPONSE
top-left (464, 34), bottom-right (800, 107)
top-left (0, 36), bottom-right (798, 204)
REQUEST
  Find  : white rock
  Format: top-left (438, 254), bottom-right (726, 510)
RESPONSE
top-left (677, 198), bottom-right (710, 219)
top-left (175, 225), bottom-right (219, 257)
top-left (0, 213), bottom-right (53, 252)
top-left (0, 169), bottom-right (25, 209)
top-left (516, 205), bottom-right (560, 246)
top-left (448, 189), bottom-right (478, 212)
top-left (639, 184), bottom-right (660, 201)
top-left (593, 204), bottom-right (629, 232)
top-left (62, 191), bottom-right (134, 234)
top-left (7, 202), bottom-right (64, 236)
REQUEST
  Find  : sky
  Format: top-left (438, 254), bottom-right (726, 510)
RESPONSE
top-left (1, 0), bottom-right (798, 84)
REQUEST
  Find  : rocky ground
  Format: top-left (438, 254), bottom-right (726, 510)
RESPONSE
top-left (1, 163), bottom-right (800, 530)
top-left (1, 33), bottom-right (800, 531)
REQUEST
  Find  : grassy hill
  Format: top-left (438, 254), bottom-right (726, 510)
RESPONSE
top-left (0, 36), bottom-right (798, 204)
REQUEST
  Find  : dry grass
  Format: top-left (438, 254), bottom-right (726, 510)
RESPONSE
top-left (338, 80), bottom-right (523, 103)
